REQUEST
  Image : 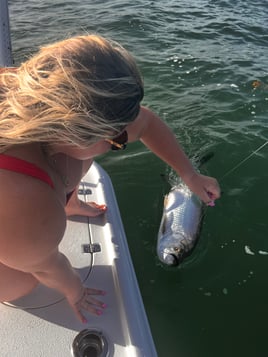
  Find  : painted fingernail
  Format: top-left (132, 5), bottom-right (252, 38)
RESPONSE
top-left (207, 201), bottom-right (215, 207)
top-left (97, 310), bottom-right (103, 316)
top-left (101, 303), bottom-right (107, 309)
top-left (101, 291), bottom-right (107, 296)
top-left (82, 317), bottom-right (88, 324)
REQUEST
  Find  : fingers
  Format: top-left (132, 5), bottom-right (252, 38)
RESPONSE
top-left (202, 189), bottom-right (216, 206)
top-left (190, 175), bottom-right (220, 205)
top-left (186, 173), bottom-right (221, 203)
top-left (79, 297), bottom-right (105, 315)
top-left (74, 308), bottom-right (88, 324)
top-left (72, 287), bottom-right (107, 323)
top-left (206, 199), bottom-right (215, 207)
top-left (203, 183), bottom-right (221, 206)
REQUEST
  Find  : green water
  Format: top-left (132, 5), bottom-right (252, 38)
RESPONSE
top-left (9, 1), bottom-right (268, 356)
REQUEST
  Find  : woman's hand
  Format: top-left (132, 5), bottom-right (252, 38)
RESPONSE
top-left (184, 172), bottom-right (221, 205)
top-left (67, 286), bottom-right (107, 323)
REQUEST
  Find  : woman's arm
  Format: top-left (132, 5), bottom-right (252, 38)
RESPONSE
top-left (31, 249), bottom-right (105, 322)
top-left (127, 106), bottom-right (221, 203)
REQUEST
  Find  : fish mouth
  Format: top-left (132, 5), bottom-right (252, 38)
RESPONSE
top-left (163, 253), bottom-right (181, 266)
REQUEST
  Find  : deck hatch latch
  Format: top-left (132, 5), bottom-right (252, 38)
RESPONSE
top-left (82, 243), bottom-right (101, 253)
top-left (78, 188), bottom-right (92, 195)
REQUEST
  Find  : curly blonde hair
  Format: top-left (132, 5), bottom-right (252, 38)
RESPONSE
top-left (0, 34), bottom-right (144, 152)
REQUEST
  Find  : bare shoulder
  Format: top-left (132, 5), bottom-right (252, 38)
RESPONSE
top-left (0, 175), bottom-right (66, 272)
top-left (126, 106), bottom-right (156, 142)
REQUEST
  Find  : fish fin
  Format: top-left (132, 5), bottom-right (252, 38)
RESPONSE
top-left (195, 152), bottom-right (214, 168)
top-left (161, 216), bottom-right (167, 234)
top-left (163, 195), bottom-right (169, 207)
top-left (160, 173), bottom-right (172, 193)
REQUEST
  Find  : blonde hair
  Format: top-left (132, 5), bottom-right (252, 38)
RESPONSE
top-left (0, 34), bottom-right (144, 152)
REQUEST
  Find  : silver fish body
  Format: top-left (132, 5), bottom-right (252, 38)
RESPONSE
top-left (157, 183), bottom-right (203, 266)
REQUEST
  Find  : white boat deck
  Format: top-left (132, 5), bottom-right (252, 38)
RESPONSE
top-left (0, 162), bottom-right (157, 357)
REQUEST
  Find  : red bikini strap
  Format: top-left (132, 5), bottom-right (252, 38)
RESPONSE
top-left (0, 154), bottom-right (54, 189)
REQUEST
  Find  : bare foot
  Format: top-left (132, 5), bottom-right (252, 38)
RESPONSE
top-left (65, 189), bottom-right (107, 217)
top-left (66, 201), bottom-right (107, 217)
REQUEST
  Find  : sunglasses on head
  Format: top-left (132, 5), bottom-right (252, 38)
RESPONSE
top-left (105, 130), bottom-right (128, 151)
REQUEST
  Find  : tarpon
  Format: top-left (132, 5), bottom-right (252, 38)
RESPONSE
top-left (157, 182), bottom-right (203, 266)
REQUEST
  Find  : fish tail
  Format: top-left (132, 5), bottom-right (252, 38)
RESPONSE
top-left (196, 152), bottom-right (214, 167)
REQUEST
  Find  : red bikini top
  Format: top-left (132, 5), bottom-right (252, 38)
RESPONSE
top-left (0, 154), bottom-right (54, 188)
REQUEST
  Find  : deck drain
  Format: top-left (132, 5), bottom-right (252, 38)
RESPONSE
top-left (72, 329), bottom-right (109, 357)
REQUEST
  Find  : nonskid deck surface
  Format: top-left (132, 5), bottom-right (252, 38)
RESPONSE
top-left (0, 162), bottom-right (157, 357)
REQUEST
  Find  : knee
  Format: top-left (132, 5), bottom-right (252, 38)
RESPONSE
top-left (0, 269), bottom-right (39, 302)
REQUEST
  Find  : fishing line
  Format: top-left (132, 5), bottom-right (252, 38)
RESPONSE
top-left (219, 140), bottom-right (268, 182)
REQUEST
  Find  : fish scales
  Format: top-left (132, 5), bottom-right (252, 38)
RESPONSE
top-left (157, 183), bottom-right (203, 266)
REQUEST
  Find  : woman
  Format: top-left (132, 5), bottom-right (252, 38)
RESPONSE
top-left (0, 34), bottom-right (220, 323)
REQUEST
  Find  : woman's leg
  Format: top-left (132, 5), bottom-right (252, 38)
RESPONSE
top-left (0, 262), bottom-right (38, 302)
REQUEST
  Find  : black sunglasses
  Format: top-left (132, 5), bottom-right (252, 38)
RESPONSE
top-left (105, 130), bottom-right (128, 151)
